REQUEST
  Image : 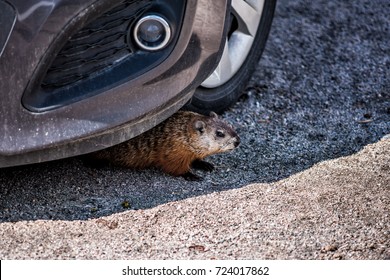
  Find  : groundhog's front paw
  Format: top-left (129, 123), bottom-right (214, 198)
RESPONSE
top-left (183, 172), bottom-right (203, 181)
top-left (191, 159), bottom-right (215, 172)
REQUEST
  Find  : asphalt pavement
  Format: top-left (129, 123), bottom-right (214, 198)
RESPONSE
top-left (0, 0), bottom-right (389, 259)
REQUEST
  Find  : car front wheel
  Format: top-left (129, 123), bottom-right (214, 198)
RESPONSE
top-left (189, 0), bottom-right (276, 113)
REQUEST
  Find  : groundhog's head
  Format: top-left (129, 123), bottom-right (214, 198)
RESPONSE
top-left (191, 112), bottom-right (240, 155)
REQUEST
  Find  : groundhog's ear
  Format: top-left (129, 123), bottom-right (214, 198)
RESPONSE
top-left (209, 111), bottom-right (218, 118)
top-left (194, 120), bottom-right (206, 134)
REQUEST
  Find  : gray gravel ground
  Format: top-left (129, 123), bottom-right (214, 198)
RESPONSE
top-left (0, 0), bottom-right (389, 259)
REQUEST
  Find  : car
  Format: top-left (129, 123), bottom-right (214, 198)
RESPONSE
top-left (0, 0), bottom-right (276, 167)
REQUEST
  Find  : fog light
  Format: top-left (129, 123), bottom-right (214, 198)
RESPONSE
top-left (133, 15), bottom-right (171, 51)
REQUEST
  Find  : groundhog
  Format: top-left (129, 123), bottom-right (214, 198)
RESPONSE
top-left (86, 111), bottom-right (240, 180)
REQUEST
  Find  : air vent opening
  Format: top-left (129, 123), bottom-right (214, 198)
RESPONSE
top-left (41, 0), bottom-right (152, 90)
top-left (22, 0), bottom-right (186, 112)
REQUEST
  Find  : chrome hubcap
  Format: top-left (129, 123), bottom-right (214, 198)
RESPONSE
top-left (201, 0), bottom-right (265, 88)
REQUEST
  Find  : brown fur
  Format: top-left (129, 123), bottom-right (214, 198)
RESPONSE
top-left (88, 111), bottom-right (240, 177)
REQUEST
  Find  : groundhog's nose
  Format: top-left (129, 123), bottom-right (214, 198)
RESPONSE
top-left (234, 136), bottom-right (240, 148)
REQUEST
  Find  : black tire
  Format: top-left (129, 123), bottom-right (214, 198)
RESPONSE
top-left (187, 0), bottom-right (276, 114)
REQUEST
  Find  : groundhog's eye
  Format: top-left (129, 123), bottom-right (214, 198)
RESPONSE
top-left (216, 130), bottom-right (225, 138)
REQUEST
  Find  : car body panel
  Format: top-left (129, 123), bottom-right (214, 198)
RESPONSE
top-left (0, 0), bottom-right (229, 167)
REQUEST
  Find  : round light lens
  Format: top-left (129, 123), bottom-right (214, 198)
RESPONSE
top-left (138, 20), bottom-right (164, 43)
top-left (133, 15), bottom-right (171, 51)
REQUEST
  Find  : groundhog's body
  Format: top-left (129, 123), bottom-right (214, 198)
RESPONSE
top-left (88, 111), bottom-right (240, 179)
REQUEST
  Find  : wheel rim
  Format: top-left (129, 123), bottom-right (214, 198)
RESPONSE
top-left (201, 0), bottom-right (265, 88)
